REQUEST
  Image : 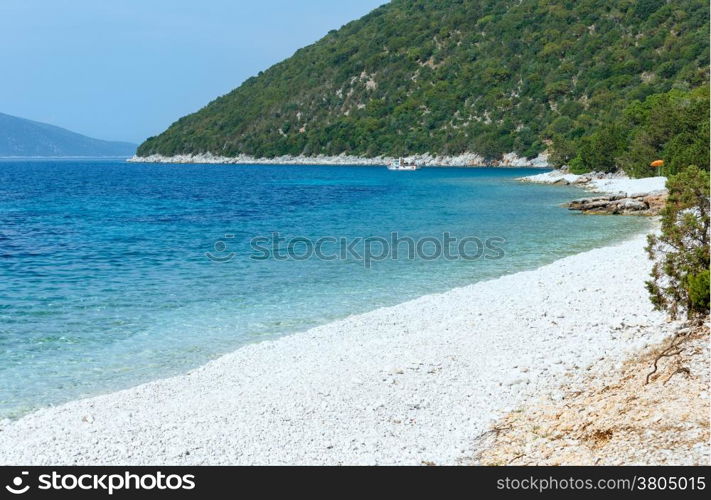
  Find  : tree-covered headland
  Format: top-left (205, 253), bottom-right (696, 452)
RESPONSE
top-left (138, 0), bottom-right (709, 178)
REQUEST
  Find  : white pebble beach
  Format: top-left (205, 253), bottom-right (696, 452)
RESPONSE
top-left (0, 229), bottom-right (679, 465)
top-left (521, 169), bottom-right (668, 196)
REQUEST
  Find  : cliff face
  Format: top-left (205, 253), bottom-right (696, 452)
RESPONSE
top-left (138, 0), bottom-right (709, 161)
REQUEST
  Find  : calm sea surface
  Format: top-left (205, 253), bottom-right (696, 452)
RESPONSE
top-left (0, 159), bottom-right (650, 417)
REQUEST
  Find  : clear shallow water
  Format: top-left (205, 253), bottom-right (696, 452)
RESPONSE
top-left (0, 159), bottom-right (650, 417)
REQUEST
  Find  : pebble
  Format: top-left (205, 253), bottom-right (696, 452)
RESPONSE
top-left (0, 232), bottom-right (672, 465)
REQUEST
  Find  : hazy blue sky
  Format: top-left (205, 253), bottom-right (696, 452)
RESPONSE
top-left (0, 0), bottom-right (386, 144)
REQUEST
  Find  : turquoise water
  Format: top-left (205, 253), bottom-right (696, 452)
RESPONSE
top-left (0, 159), bottom-right (650, 417)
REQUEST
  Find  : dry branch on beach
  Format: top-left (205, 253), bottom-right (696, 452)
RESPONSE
top-left (473, 323), bottom-right (710, 466)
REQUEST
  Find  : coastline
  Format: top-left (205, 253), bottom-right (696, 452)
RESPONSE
top-left (0, 228), bottom-right (678, 465)
top-left (127, 151), bottom-right (550, 168)
top-left (519, 169), bottom-right (669, 215)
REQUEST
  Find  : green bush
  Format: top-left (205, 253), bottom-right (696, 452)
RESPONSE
top-left (621, 85), bottom-right (710, 177)
top-left (562, 85), bottom-right (710, 176)
top-left (646, 166), bottom-right (710, 319)
top-left (568, 125), bottom-right (627, 173)
top-left (687, 269), bottom-right (710, 313)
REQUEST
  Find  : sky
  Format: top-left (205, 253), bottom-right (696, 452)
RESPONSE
top-left (0, 0), bottom-right (386, 144)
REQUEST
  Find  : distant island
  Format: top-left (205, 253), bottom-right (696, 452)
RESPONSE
top-left (0, 112), bottom-right (136, 157)
top-left (135, 0), bottom-right (708, 166)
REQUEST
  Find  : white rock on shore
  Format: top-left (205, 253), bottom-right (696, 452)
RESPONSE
top-left (589, 177), bottom-right (668, 197)
top-left (520, 169), bottom-right (668, 197)
top-left (0, 231), bottom-right (677, 465)
top-left (127, 151), bottom-right (550, 168)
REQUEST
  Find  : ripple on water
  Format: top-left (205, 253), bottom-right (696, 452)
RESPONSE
top-left (0, 160), bottom-right (651, 417)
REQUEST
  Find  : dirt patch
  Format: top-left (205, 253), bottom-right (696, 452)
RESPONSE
top-left (473, 323), bottom-right (710, 465)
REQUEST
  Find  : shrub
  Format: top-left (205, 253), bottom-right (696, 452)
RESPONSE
top-left (549, 84), bottom-right (710, 176)
top-left (569, 125), bottom-right (627, 173)
top-left (687, 269), bottom-right (710, 313)
top-left (646, 166), bottom-right (710, 319)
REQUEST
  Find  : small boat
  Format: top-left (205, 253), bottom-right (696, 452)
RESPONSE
top-left (388, 157), bottom-right (420, 171)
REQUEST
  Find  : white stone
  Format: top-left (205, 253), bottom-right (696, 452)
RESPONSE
top-left (0, 231), bottom-right (674, 465)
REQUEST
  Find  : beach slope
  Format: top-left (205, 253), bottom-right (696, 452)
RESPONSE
top-left (0, 232), bottom-right (677, 465)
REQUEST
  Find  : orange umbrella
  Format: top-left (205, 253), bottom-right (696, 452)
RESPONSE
top-left (650, 159), bottom-right (664, 167)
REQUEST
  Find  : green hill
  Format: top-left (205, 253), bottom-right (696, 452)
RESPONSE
top-left (137, 0), bottom-right (709, 162)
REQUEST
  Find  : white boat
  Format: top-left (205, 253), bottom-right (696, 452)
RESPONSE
top-left (387, 157), bottom-right (420, 170)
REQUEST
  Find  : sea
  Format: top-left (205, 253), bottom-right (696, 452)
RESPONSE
top-left (0, 158), bottom-right (651, 417)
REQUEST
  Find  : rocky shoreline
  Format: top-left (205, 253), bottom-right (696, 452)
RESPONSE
top-left (128, 151), bottom-right (550, 168)
top-left (567, 193), bottom-right (667, 215)
top-left (519, 169), bottom-right (669, 215)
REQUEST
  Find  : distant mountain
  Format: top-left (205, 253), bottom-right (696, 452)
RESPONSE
top-left (137, 0), bottom-right (708, 161)
top-left (0, 112), bottom-right (136, 157)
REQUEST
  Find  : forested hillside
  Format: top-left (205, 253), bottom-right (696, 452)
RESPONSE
top-left (138, 0), bottom-right (709, 164)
